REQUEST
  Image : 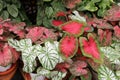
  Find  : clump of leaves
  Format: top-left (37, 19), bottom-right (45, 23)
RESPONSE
top-left (26, 27), bottom-right (58, 44)
top-left (36, 0), bottom-right (67, 28)
top-left (104, 5), bottom-right (120, 21)
top-left (0, 43), bottom-right (19, 66)
top-left (0, 0), bottom-right (30, 23)
top-left (0, 18), bottom-right (26, 66)
top-left (77, 0), bottom-right (114, 17)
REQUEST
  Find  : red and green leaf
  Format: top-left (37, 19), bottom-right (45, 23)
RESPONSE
top-left (0, 44), bottom-right (12, 66)
top-left (52, 20), bottom-right (64, 27)
top-left (79, 33), bottom-right (103, 63)
top-left (60, 21), bottom-right (84, 37)
top-left (59, 35), bottom-right (78, 59)
top-left (69, 60), bottom-right (88, 76)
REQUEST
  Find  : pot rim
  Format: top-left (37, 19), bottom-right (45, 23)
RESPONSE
top-left (0, 63), bottom-right (17, 76)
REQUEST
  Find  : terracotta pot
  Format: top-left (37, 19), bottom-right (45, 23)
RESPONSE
top-left (21, 72), bottom-right (45, 80)
top-left (21, 72), bottom-right (31, 80)
top-left (0, 63), bottom-right (17, 80)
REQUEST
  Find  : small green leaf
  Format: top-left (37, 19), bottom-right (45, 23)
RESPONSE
top-left (45, 7), bottom-right (53, 18)
top-left (7, 4), bottom-right (18, 17)
top-left (36, 8), bottom-right (43, 25)
top-left (0, 2), bottom-right (3, 11)
top-left (1, 10), bottom-right (9, 19)
top-left (85, 2), bottom-right (98, 12)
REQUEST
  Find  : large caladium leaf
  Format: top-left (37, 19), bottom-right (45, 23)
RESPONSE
top-left (60, 21), bottom-right (84, 37)
top-left (37, 41), bottom-right (63, 70)
top-left (79, 33), bottom-right (103, 63)
top-left (8, 39), bottom-right (39, 72)
top-left (59, 35), bottom-right (78, 59)
top-left (98, 65), bottom-right (118, 80)
top-left (22, 45), bottom-right (41, 73)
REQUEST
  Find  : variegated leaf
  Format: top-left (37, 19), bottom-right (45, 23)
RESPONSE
top-left (37, 41), bottom-right (63, 70)
top-left (37, 67), bottom-right (51, 78)
top-left (8, 39), bottom-right (32, 51)
top-left (51, 71), bottom-right (67, 80)
top-left (22, 45), bottom-right (42, 73)
top-left (98, 65), bottom-right (118, 80)
top-left (100, 42), bottom-right (120, 64)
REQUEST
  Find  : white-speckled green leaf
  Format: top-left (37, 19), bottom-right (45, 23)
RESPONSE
top-left (8, 39), bottom-right (32, 51)
top-left (37, 41), bottom-right (63, 70)
top-left (37, 67), bottom-right (51, 78)
top-left (22, 45), bottom-right (42, 73)
top-left (8, 39), bottom-right (42, 72)
top-left (51, 71), bottom-right (67, 80)
top-left (98, 65), bottom-right (118, 80)
top-left (100, 42), bottom-right (120, 64)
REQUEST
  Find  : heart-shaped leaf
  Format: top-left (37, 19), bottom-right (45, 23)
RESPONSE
top-left (8, 39), bottom-right (38, 72)
top-left (79, 33), bottom-right (103, 63)
top-left (37, 41), bottom-right (63, 70)
top-left (60, 21), bottom-right (84, 37)
top-left (59, 35), bottom-right (78, 59)
top-left (22, 45), bottom-right (41, 73)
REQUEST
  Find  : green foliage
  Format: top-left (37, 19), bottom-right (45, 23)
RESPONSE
top-left (77, 0), bottom-right (114, 17)
top-left (0, 0), bottom-right (30, 24)
top-left (7, 4), bottom-right (18, 17)
top-left (36, 0), bottom-right (66, 28)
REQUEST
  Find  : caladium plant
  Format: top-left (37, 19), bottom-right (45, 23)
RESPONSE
top-left (8, 38), bottom-right (63, 72)
top-left (2, 1), bottom-right (120, 80)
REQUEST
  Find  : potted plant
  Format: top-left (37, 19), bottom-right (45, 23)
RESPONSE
top-left (0, 18), bottom-right (26, 79)
top-left (0, 0), bottom-right (120, 80)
